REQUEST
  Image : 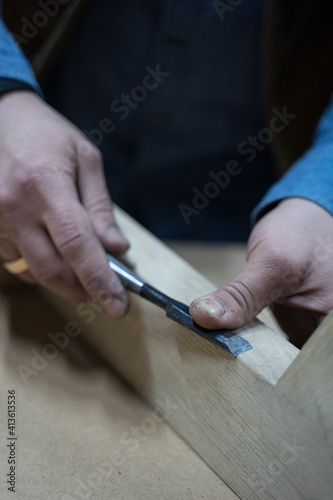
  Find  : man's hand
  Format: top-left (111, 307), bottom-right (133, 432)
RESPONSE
top-left (0, 90), bottom-right (129, 317)
top-left (190, 198), bottom-right (333, 347)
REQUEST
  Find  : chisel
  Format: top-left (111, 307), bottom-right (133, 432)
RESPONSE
top-left (107, 253), bottom-right (252, 357)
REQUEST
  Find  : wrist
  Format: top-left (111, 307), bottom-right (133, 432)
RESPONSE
top-left (0, 78), bottom-right (37, 103)
top-left (277, 197), bottom-right (333, 217)
top-left (0, 89), bottom-right (41, 112)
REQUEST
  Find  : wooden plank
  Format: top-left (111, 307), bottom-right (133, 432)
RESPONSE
top-left (38, 207), bottom-right (333, 500)
top-left (277, 311), bottom-right (333, 447)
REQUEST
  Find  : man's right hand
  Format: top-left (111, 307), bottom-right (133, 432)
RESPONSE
top-left (0, 90), bottom-right (129, 317)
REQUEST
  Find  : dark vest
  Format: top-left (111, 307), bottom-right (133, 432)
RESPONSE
top-left (3, 0), bottom-right (333, 174)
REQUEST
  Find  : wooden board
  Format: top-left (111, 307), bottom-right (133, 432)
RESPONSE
top-left (36, 207), bottom-right (333, 500)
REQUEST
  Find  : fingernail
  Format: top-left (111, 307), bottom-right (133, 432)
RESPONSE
top-left (105, 295), bottom-right (129, 319)
top-left (195, 298), bottom-right (226, 318)
top-left (107, 227), bottom-right (129, 248)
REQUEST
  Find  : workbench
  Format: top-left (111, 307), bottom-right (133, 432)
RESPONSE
top-left (0, 209), bottom-right (332, 499)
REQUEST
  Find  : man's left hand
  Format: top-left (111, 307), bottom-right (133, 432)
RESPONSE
top-left (190, 198), bottom-right (333, 348)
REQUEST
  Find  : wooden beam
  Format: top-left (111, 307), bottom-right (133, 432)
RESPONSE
top-left (40, 208), bottom-right (333, 500)
top-left (277, 314), bottom-right (333, 447)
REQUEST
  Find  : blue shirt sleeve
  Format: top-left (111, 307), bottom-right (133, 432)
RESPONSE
top-left (0, 13), bottom-right (42, 96)
top-left (252, 95), bottom-right (333, 224)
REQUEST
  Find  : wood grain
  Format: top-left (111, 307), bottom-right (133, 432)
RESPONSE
top-left (277, 311), bottom-right (333, 448)
top-left (39, 207), bottom-right (333, 500)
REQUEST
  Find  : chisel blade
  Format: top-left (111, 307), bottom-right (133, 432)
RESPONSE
top-left (107, 254), bottom-right (253, 357)
top-left (165, 299), bottom-right (252, 356)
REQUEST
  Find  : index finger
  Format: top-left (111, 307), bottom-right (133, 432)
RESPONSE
top-left (42, 183), bottom-right (128, 318)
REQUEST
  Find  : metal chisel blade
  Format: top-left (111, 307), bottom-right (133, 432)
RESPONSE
top-left (165, 299), bottom-right (252, 356)
top-left (107, 253), bottom-right (253, 356)
top-left (139, 283), bottom-right (252, 356)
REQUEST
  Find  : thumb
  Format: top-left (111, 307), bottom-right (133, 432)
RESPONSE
top-left (190, 258), bottom-right (286, 330)
top-left (77, 141), bottom-right (129, 254)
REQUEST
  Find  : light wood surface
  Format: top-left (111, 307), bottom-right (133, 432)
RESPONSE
top-left (277, 314), bottom-right (333, 448)
top-left (39, 208), bottom-right (333, 500)
top-left (0, 289), bottom-right (238, 500)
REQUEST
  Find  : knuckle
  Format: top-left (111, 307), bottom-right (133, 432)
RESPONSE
top-left (52, 205), bottom-right (96, 263)
top-left (79, 142), bottom-right (102, 164)
top-left (259, 243), bottom-right (297, 275)
top-left (15, 160), bottom-right (50, 195)
top-left (87, 195), bottom-right (113, 216)
top-left (57, 227), bottom-right (90, 258)
top-left (83, 272), bottom-right (108, 299)
top-left (264, 249), bottom-right (305, 289)
top-left (224, 281), bottom-right (254, 311)
top-left (270, 248), bottom-right (293, 271)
